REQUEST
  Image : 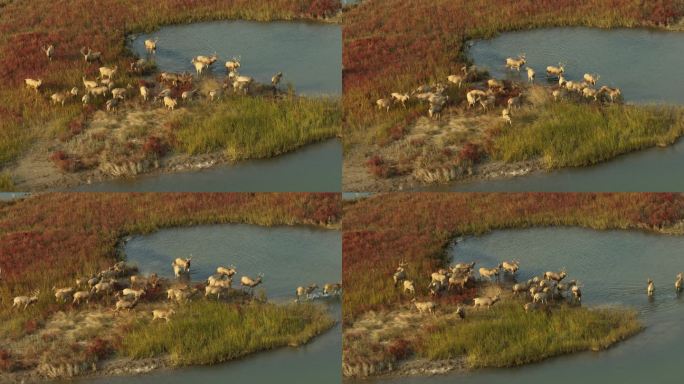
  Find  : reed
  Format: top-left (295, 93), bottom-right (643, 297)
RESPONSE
top-left (122, 301), bottom-right (334, 365)
top-left (419, 302), bottom-right (641, 367)
top-left (491, 104), bottom-right (684, 168)
top-left (173, 96), bottom-right (341, 159)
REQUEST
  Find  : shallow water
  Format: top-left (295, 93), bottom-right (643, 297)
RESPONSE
top-left (69, 139), bottom-right (341, 192)
top-left (424, 27), bottom-right (684, 192)
top-left (426, 139), bottom-right (684, 192)
top-left (129, 20), bottom-right (341, 96)
top-left (71, 223), bottom-right (341, 383)
top-left (470, 27), bottom-right (684, 104)
top-left (365, 227), bottom-right (684, 383)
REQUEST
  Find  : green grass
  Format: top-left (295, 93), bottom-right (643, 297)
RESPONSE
top-left (419, 302), bottom-right (642, 368)
top-left (0, 172), bottom-right (14, 191)
top-left (491, 103), bottom-right (684, 169)
top-left (122, 301), bottom-right (334, 365)
top-left (173, 96), bottom-right (341, 160)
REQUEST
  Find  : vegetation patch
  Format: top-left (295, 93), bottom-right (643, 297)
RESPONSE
top-left (123, 301), bottom-right (333, 365)
top-left (173, 96), bottom-right (341, 159)
top-left (492, 103), bottom-right (684, 168)
top-left (419, 302), bottom-right (640, 367)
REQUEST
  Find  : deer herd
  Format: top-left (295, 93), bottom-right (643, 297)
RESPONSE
top-left (393, 258), bottom-right (683, 319)
top-left (374, 52), bottom-right (624, 126)
top-left (24, 39), bottom-right (287, 115)
top-left (8, 255), bottom-right (341, 324)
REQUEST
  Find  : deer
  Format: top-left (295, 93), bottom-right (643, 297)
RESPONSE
top-left (50, 87), bottom-right (78, 106)
top-left (191, 58), bottom-right (208, 76)
top-left (164, 96), bottom-right (178, 111)
top-left (152, 308), bottom-right (175, 322)
top-left (376, 98), bottom-right (391, 112)
top-left (13, 290), bottom-right (40, 310)
top-left (174, 257), bottom-right (192, 271)
top-left (448, 274), bottom-right (469, 292)
top-left (647, 279), bottom-right (655, 297)
top-left (225, 56), bottom-right (241, 72)
top-left (122, 288), bottom-right (146, 300)
top-left (53, 287), bottom-right (74, 302)
top-left (583, 73), bottom-right (600, 86)
top-left (98, 65), bottom-right (118, 80)
top-left (24, 78), bottom-right (42, 92)
top-left (114, 297), bottom-right (138, 312)
top-left (499, 260), bottom-right (520, 274)
top-left (546, 63), bottom-right (565, 77)
top-left (544, 270), bottom-right (567, 282)
top-left (205, 285), bottom-right (227, 300)
top-left (505, 54), bottom-right (526, 71)
top-left (241, 273), bottom-right (264, 291)
top-left (526, 67), bottom-right (535, 83)
top-left (145, 38), bottom-right (158, 54)
top-left (72, 291), bottom-right (92, 305)
top-left (501, 108), bottom-right (512, 125)
top-left (572, 285), bottom-right (582, 303)
top-left (217, 265), bottom-right (237, 278)
top-left (403, 280), bottom-right (415, 295)
top-left (41, 44), bottom-right (55, 61)
top-left (80, 47), bottom-right (101, 62)
top-left (296, 284), bottom-right (318, 301)
top-left (412, 298), bottom-right (436, 314)
top-left (271, 72), bottom-right (283, 87)
top-left (473, 295), bottom-right (500, 309)
top-left (479, 266), bottom-right (499, 281)
top-left (391, 93), bottom-right (410, 108)
top-left (323, 283), bottom-right (342, 295)
top-left (676, 273), bottom-right (683, 293)
top-left (393, 262), bottom-right (408, 286)
top-left (447, 74), bottom-right (464, 88)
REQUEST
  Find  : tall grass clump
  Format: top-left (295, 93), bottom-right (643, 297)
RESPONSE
top-left (492, 104), bottom-right (684, 168)
top-left (173, 96), bottom-right (341, 159)
top-left (122, 301), bottom-right (334, 365)
top-left (419, 302), bottom-right (642, 367)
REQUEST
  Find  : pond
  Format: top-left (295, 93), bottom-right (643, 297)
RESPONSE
top-left (129, 20), bottom-right (341, 96)
top-left (69, 139), bottom-right (341, 192)
top-left (70, 223), bottom-right (341, 383)
top-left (365, 227), bottom-right (684, 383)
top-left (423, 27), bottom-right (684, 192)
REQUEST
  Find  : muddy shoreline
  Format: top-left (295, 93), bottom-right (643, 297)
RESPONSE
top-left (8, 136), bottom-right (338, 192)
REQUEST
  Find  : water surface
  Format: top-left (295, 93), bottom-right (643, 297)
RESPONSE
top-left (366, 227), bottom-right (684, 383)
top-left (130, 20), bottom-right (341, 96)
top-left (70, 139), bottom-right (341, 192)
top-left (470, 27), bottom-right (684, 104)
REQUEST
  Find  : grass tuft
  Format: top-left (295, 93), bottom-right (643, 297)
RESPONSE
top-left (122, 301), bottom-right (334, 365)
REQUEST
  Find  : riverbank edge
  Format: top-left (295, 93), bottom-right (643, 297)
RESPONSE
top-left (2, 305), bottom-right (338, 384)
top-left (343, 15), bottom-right (684, 192)
top-left (17, 136), bottom-right (341, 192)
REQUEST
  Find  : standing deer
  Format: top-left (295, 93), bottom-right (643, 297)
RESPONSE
top-left (41, 44), bottom-right (55, 61)
top-left (241, 273), bottom-right (264, 291)
top-left (145, 38), bottom-right (158, 54)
